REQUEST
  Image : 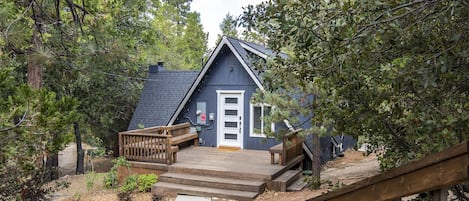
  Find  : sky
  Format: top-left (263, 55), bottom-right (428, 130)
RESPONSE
top-left (190, 0), bottom-right (264, 48)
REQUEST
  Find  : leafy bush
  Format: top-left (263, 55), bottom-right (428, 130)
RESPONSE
top-left (104, 157), bottom-right (130, 189)
top-left (118, 174), bottom-right (158, 193)
top-left (137, 174), bottom-right (158, 192)
top-left (86, 135), bottom-right (107, 157)
top-left (304, 175), bottom-right (321, 190)
top-left (120, 175), bottom-right (138, 193)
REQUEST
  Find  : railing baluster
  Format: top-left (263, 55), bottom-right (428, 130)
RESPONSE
top-left (120, 124), bottom-right (190, 162)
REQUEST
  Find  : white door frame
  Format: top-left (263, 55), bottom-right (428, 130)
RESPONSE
top-left (216, 90), bottom-right (244, 149)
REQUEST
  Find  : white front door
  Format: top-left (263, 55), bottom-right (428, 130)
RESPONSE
top-left (217, 90), bottom-right (244, 148)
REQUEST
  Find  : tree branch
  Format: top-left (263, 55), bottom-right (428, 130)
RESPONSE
top-left (4, 1), bottom-right (33, 43)
top-left (0, 109), bottom-right (28, 132)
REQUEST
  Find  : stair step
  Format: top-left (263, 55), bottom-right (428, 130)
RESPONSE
top-left (159, 172), bottom-right (265, 193)
top-left (152, 182), bottom-right (258, 201)
top-left (287, 178), bottom-right (307, 191)
top-left (168, 166), bottom-right (268, 181)
top-left (271, 170), bottom-right (302, 192)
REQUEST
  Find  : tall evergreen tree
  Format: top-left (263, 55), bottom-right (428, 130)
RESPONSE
top-left (216, 13), bottom-right (239, 44)
top-left (149, 1), bottom-right (207, 69)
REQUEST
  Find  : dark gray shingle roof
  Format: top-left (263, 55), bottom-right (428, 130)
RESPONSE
top-left (127, 70), bottom-right (198, 130)
top-left (235, 38), bottom-right (288, 59)
top-left (225, 37), bottom-right (288, 83)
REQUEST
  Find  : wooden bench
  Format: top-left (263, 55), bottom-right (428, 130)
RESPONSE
top-left (170, 133), bottom-right (198, 146)
top-left (269, 129), bottom-right (303, 165)
top-left (166, 123), bottom-right (199, 147)
top-left (119, 123), bottom-right (198, 165)
top-left (269, 143), bottom-right (284, 165)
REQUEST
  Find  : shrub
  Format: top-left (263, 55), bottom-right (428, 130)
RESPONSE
top-left (120, 175), bottom-right (138, 193)
top-left (104, 157), bottom-right (130, 189)
top-left (118, 173), bottom-right (158, 193)
top-left (137, 174), bottom-right (158, 192)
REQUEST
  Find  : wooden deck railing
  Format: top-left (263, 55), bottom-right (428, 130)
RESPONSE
top-left (269, 129), bottom-right (304, 165)
top-left (308, 141), bottom-right (469, 201)
top-left (119, 132), bottom-right (174, 164)
top-left (118, 123), bottom-right (195, 165)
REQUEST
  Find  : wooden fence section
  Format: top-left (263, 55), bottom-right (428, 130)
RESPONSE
top-left (118, 123), bottom-right (194, 165)
top-left (309, 141), bottom-right (469, 201)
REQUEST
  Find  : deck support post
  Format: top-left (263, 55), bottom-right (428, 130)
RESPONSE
top-left (431, 188), bottom-right (448, 201)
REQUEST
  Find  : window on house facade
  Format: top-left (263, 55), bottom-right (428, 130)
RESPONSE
top-left (250, 103), bottom-right (275, 137)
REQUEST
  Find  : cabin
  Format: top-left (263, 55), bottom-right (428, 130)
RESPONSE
top-left (120, 36), bottom-right (355, 200)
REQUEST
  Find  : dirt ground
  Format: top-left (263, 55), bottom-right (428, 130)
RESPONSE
top-left (52, 149), bottom-right (379, 201)
top-left (255, 150), bottom-right (380, 201)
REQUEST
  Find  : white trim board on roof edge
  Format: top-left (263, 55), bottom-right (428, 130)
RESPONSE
top-left (239, 42), bottom-right (267, 59)
top-left (168, 36), bottom-right (265, 125)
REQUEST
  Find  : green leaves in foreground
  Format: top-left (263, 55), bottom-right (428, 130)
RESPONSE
top-left (242, 0), bottom-right (469, 170)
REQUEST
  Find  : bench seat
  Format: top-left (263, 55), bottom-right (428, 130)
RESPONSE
top-left (170, 132), bottom-right (198, 146)
top-left (269, 143), bottom-right (283, 165)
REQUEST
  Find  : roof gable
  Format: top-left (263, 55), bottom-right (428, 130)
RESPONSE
top-left (168, 36), bottom-right (267, 125)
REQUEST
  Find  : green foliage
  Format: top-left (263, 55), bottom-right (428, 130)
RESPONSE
top-left (86, 171), bottom-right (97, 190)
top-left (73, 192), bottom-right (81, 201)
top-left (137, 123), bottom-right (145, 129)
top-left (120, 175), bottom-right (138, 193)
top-left (1, 0), bottom-right (208, 161)
top-left (0, 68), bottom-right (78, 199)
top-left (136, 174), bottom-right (158, 192)
top-left (147, 1), bottom-right (207, 70)
top-left (0, 0), bottom-right (205, 198)
top-left (242, 0), bottom-right (469, 170)
top-left (118, 173), bottom-right (158, 195)
top-left (216, 13), bottom-right (239, 45)
top-left (104, 157), bottom-right (130, 189)
top-left (86, 135), bottom-right (106, 157)
top-left (304, 175), bottom-right (321, 190)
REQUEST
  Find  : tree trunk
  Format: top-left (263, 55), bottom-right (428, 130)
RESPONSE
top-left (312, 133), bottom-right (321, 180)
top-left (27, 8), bottom-right (42, 90)
top-left (44, 153), bottom-right (59, 181)
top-left (74, 122), bottom-right (85, 174)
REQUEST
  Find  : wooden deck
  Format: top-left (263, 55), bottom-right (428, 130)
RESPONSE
top-left (176, 147), bottom-right (301, 179)
top-left (128, 146), bottom-right (304, 200)
top-left (129, 146), bottom-right (303, 179)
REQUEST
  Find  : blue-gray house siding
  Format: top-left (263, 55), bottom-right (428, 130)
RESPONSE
top-left (174, 45), bottom-right (280, 150)
top-left (127, 36), bottom-right (356, 170)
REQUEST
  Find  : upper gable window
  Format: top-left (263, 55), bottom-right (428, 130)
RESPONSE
top-left (250, 103), bottom-right (275, 137)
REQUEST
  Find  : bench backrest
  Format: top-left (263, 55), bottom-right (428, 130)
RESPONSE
top-left (282, 129), bottom-right (304, 165)
top-left (166, 123), bottom-right (191, 137)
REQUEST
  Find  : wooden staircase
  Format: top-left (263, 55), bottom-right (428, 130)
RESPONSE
top-left (152, 155), bottom-right (306, 201)
top-left (153, 168), bottom-right (266, 201)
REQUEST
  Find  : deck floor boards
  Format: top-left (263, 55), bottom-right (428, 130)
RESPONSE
top-left (169, 146), bottom-right (286, 178)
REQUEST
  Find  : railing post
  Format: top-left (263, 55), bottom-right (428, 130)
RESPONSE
top-left (118, 133), bottom-right (123, 157)
top-left (166, 137), bottom-right (172, 165)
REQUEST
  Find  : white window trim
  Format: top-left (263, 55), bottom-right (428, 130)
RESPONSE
top-left (250, 103), bottom-right (275, 138)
